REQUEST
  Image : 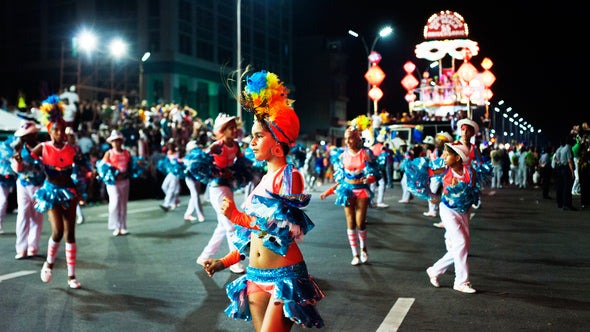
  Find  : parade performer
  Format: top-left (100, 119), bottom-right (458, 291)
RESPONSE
top-left (424, 132), bottom-right (453, 219)
top-left (320, 116), bottom-right (379, 265)
top-left (182, 140), bottom-right (207, 222)
top-left (196, 113), bottom-right (245, 274)
top-left (203, 69), bottom-right (324, 330)
top-left (10, 121), bottom-right (45, 259)
top-left (31, 95), bottom-right (81, 289)
top-left (0, 137), bottom-right (17, 235)
top-left (158, 139), bottom-right (184, 211)
top-left (97, 130), bottom-right (145, 236)
top-left (371, 134), bottom-right (388, 208)
top-left (398, 143), bottom-right (414, 203)
top-left (66, 127), bottom-right (87, 225)
top-left (424, 142), bottom-right (480, 293)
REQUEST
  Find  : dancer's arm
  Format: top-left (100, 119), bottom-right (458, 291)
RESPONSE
top-left (203, 250), bottom-right (243, 277)
top-left (221, 196), bottom-right (258, 229)
top-left (320, 183), bottom-right (339, 200)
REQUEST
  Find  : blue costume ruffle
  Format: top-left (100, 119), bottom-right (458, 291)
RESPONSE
top-left (33, 180), bottom-right (77, 212)
top-left (72, 158), bottom-right (92, 201)
top-left (183, 148), bottom-right (218, 183)
top-left (334, 182), bottom-right (373, 207)
top-left (97, 157), bottom-right (147, 185)
top-left (234, 165), bottom-right (315, 257)
top-left (405, 157), bottom-right (437, 200)
top-left (157, 157), bottom-right (186, 179)
top-left (0, 137), bottom-right (16, 188)
top-left (441, 167), bottom-right (479, 214)
top-left (17, 146), bottom-right (45, 187)
top-left (224, 262), bottom-right (325, 328)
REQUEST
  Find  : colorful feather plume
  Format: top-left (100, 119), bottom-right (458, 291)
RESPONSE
top-left (39, 95), bottom-right (65, 129)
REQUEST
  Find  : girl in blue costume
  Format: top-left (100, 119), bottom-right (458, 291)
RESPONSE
top-left (31, 95), bottom-right (82, 289)
top-left (320, 119), bottom-right (378, 266)
top-left (203, 70), bottom-right (324, 331)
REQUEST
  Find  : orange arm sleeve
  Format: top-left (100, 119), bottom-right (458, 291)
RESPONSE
top-left (220, 250), bottom-right (244, 268)
top-left (230, 208), bottom-right (259, 230)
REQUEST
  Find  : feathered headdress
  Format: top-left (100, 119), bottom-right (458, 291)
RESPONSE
top-left (240, 70), bottom-right (299, 146)
top-left (40, 95), bottom-right (66, 132)
top-left (348, 115), bottom-right (371, 132)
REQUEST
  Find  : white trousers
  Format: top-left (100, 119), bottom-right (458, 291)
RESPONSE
top-left (161, 173), bottom-right (180, 207)
top-left (106, 179), bottom-right (130, 230)
top-left (400, 173), bottom-right (411, 201)
top-left (491, 165), bottom-right (503, 188)
top-left (199, 185), bottom-right (237, 260)
top-left (518, 165), bottom-right (527, 188)
top-left (427, 177), bottom-right (441, 215)
top-left (0, 186), bottom-right (11, 228)
top-left (184, 177), bottom-right (203, 218)
top-left (370, 177), bottom-right (385, 204)
top-left (15, 182), bottom-right (43, 254)
top-left (430, 203), bottom-right (470, 286)
top-left (509, 165), bottom-right (518, 185)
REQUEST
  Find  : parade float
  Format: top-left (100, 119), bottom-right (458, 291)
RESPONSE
top-left (402, 10), bottom-right (495, 122)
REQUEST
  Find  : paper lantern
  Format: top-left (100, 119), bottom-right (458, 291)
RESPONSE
top-left (457, 61), bottom-right (478, 83)
top-left (368, 86), bottom-right (383, 102)
top-left (462, 84), bottom-right (475, 98)
top-left (483, 88), bottom-right (493, 100)
top-left (401, 74), bottom-right (419, 91)
top-left (481, 57), bottom-right (493, 70)
top-left (403, 61), bottom-right (416, 73)
top-left (480, 70), bottom-right (496, 88)
top-left (365, 64), bottom-right (386, 87)
top-left (405, 92), bottom-right (416, 102)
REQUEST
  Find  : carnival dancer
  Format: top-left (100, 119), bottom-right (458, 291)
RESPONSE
top-left (425, 142), bottom-right (480, 293)
top-left (158, 139), bottom-right (184, 211)
top-left (203, 70), bottom-right (324, 330)
top-left (196, 113), bottom-right (245, 274)
top-left (31, 95), bottom-right (81, 289)
top-left (370, 134), bottom-right (388, 208)
top-left (424, 132), bottom-right (453, 220)
top-left (320, 116), bottom-right (378, 266)
top-left (398, 143), bottom-right (414, 203)
top-left (10, 121), bottom-right (45, 258)
top-left (66, 127), bottom-right (86, 225)
top-left (183, 140), bottom-right (205, 222)
top-left (0, 137), bottom-right (17, 235)
top-left (99, 130), bottom-right (133, 236)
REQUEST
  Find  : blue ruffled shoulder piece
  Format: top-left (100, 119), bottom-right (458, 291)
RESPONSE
top-left (362, 148), bottom-right (381, 180)
top-left (329, 147), bottom-right (345, 182)
top-left (157, 157), bottom-right (186, 179)
top-left (290, 144), bottom-right (307, 169)
top-left (96, 160), bottom-right (118, 185)
top-left (18, 146), bottom-right (45, 186)
top-left (0, 137), bottom-right (15, 177)
top-left (183, 148), bottom-right (218, 183)
top-left (376, 151), bottom-right (387, 167)
top-left (243, 165), bottom-right (315, 257)
top-left (243, 147), bottom-right (266, 172)
top-left (473, 160), bottom-right (492, 189)
top-left (429, 157), bottom-right (446, 179)
top-left (405, 157), bottom-right (436, 200)
top-left (129, 157), bottom-right (147, 179)
top-left (441, 167), bottom-right (479, 214)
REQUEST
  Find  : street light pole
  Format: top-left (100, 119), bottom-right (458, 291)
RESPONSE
top-left (349, 26), bottom-right (392, 116)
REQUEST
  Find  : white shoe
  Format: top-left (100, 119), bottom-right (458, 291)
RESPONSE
top-left (0, 226), bottom-right (4, 234)
top-left (360, 251), bottom-right (368, 263)
top-left (197, 214), bottom-right (205, 222)
top-left (376, 203), bottom-right (389, 208)
top-left (423, 212), bottom-right (437, 217)
top-left (113, 229), bottom-right (120, 236)
top-left (119, 229), bottom-right (129, 235)
top-left (398, 199), bottom-right (409, 203)
top-left (426, 267), bottom-right (439, 287)
top-left (41, 262), bottom-right (52, 283)
top-left (68, 278), bottom-right (82, 289)
top-left (454, 282), bottom-right (476, 293)
top-left (351, 256), bottom-right (360, 266)
top-left (433, 222), bottom-right (444, 228)
top-left (229, 262), bottom-right (245, 274)
top-left (76, 216), bottom-right (84, 224)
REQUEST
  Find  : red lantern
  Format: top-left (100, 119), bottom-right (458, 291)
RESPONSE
top-left (365, 64), bottom-right (386, 87)
top-left (483, 88), bottom-right (493, 100)
top-left (405, 92), bottom-right (416, 102)
top-left (457, 61), bottom-right (478, 83)
top-left (481, 57), bottom-right (493, 70)
top-left (368, 86), bottom-right (383, 102)
top-left (480, 70), bottom-right (496, 88)
top-left (401, 74), bottom-right (419, 92)
top-left (403, 61), bottom-right (416, 73)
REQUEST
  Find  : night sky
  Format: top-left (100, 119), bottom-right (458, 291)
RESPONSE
top-left (294, 1), bottom-right (586, 143)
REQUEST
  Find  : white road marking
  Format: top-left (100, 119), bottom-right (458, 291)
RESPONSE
top-left (376, 297), bottom-right (415, 332)
top-left (0, 270), bottom-right (36, 282)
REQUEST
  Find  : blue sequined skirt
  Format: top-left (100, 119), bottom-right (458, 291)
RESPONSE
top-left (225, 262), bottom-right (324, 328)
top-left (335, 182), bottom-right (373, 207)
top-left (33, 180), bottom-right (77, 212)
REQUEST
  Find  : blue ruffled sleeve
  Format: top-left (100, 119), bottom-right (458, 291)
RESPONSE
top-left (405, 157), bottom-right (436, 200)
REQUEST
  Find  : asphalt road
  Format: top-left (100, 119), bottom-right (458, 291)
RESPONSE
top-left (1, 182), bottom-right (589, 331)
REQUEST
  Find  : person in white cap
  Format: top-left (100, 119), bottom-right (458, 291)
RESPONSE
top-left (10, 120), bottom-right (45, 259)
top-left (183, 140), bottom-right (205, 222)
top-left (196, 113), bottom-right (244, 273)
top-left (102, 130), bottom-right (132, 236)
top-left (425, 132), bottom-right (453, 222)
top-left (426, 141), bottom-right (477, 293)
top-left (456, 118), bottom-right (482, 166)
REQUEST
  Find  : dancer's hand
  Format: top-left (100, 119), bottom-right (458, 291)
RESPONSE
top-left (221, 196), bottom-right (237, 219)
top-left (203, 259), bottom-right (225, 277)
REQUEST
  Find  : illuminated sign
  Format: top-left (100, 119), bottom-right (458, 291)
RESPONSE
top-left (424, 11), bottom-right (469, 40)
